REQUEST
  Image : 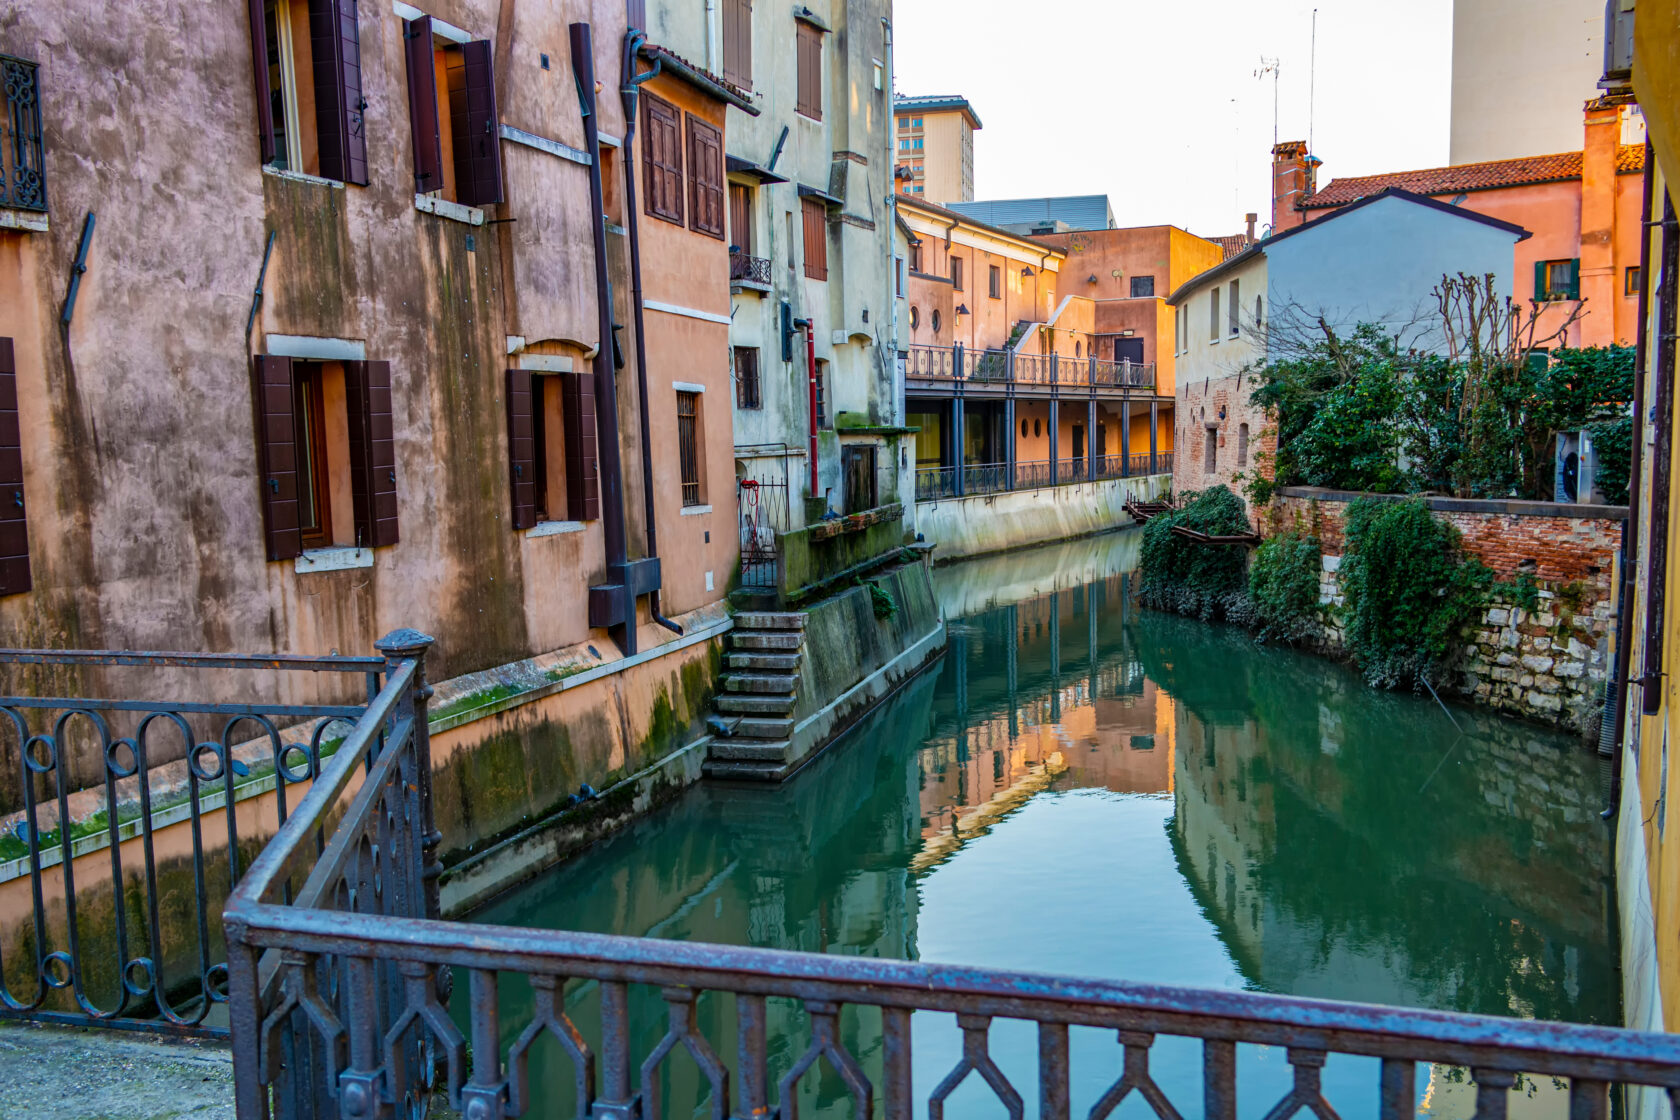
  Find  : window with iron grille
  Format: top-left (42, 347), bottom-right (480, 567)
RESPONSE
top-left (734, 347), bottom-right (761, 410)
top-left (0, 54), bottom-right (47, 212)
top-left (677, 391), bottom-right (704, 506)
top-left (795, 21), bottom-right (823, 120)
top-left (815, 360), bottom-right (828, 428)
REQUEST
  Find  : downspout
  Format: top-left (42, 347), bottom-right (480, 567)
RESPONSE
top-left (795, 319), bottom-right (820, 502)
top-left (620, 28), bottom-right (683, 636)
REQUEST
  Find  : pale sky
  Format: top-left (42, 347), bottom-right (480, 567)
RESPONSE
top-left (892, 0), bottom-right (1455, 238)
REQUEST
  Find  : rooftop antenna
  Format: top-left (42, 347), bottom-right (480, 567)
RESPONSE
top-left (1309, 8), bottom-right (1319, 153)
top-left (1255, 56), bottom-right (1281, 146)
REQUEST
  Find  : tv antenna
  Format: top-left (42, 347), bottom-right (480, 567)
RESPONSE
top-left (1255, 56), bottom-right (1281, 146)
top-left (1309, 9), bottom-right (1319, 152)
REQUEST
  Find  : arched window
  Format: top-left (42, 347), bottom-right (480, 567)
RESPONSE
top-left (1021, 419), bottom-right (1029, 438)
top-left (1075, 340), bottom-right (1083, 358)
top-left (910, 306), bottom-right (920, 330)
top-left (1237, 423), bottom-right (1250, 467)
top-left (1034, 419), bottom-right (1042, 437)
top-left (932, 309), bottom-right (942, 334)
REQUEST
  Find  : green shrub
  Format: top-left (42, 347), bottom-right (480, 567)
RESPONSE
top-left (1248, 531), bottom-right (1324, 645)
top-left (1139, 486), bottom-right (1252, 621)
top-left (1340, 497), bottom-right (1493, 690)
top-left (867, 581), bottom-right (897, 620)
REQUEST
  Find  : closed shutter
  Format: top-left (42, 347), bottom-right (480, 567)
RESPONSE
top-left (642, 93), bottom-right (683, 224)
top-left (561, 371), bottom-right (600, 521)
top-left (795, 21), bottom-right (822, 120)
top-left (802, 196), bottom-right (827, 280)
top-left (723, 0), bottom-right (752, 91)
top-left (0, 340), bottom-right (29, 595)
top-left (403, 16), bottom-right (445, 193)
top-left (505, 368), bottom-right (537, 530)
top-left (449, 41), bottom-right (504, 206)
top-left (246, 0), bottom-right (277, 163)
top-left (309, 0), bottom-right (369, 185)
top-left (251, 355), bottom-right (303, 562)
top-left (345, 360), bottom-right (399, 548)
top-left (687, 115), bottom-right (725, 239)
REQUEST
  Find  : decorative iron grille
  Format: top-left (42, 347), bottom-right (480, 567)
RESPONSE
top-left (729, 250), bottom-right (772, 285)
top-left (738, 475), bottom-right (787, 588)
top-left (0, 55), bottom-right (46, 212)
top-left (677, 391), bottom-right (702, 507)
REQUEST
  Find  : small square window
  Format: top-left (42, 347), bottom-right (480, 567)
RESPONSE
top-left (1627, 265), bottom-right (1642, 296)
top-left (1130, 275), bottom-right (1155, 298)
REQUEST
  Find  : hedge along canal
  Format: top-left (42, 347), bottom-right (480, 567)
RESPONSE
top-left (464, 529), bottom-right (1615, 1120)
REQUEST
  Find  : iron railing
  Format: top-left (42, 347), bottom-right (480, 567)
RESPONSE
top-left (738, 476), bottom-right (788, 589)
top-left (905, 346), bottom-right (1157, 394)
top-left (0, 54), bottom-right (47, 212)
top-left (729, 250), bottom-right (772, 286)
top-left (918, 453), bottom-right (1173, 500)
top-left (0, 646), bottom-right (386, 1037)
top-left (916, 466), bottom-right (957, 501)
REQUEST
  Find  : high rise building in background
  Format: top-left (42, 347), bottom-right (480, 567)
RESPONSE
top-left (894, 95), bottom-right (981, 202)
top-left (1450, 0), bottom-right (1606, 163)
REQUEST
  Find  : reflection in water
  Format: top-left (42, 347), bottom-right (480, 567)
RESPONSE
top-left (469, 532), bottom-right (1614, 1119)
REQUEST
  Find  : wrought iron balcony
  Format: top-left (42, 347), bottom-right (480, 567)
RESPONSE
top-left (0, 54), bottom-right (46, 213)
top-left (730, 249), bottom-right (772, 286)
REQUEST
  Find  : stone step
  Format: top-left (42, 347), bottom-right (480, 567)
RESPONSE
top-left (703, 758), bottom-right (789, 782)
top-left (723, 673), bottom-right (799, 695)
top-left (735, 612), bottom-right (806, 631)
top-left (717, 693), bottom-right (797, 716)
top-left (732, 716), bottom-right (795, 739)
top-left (732, 631), bottom-right (803, 652)
top-left (708, 738), bottom-right (793, 762)
top-left (727, 651), bottom-right (802, 672)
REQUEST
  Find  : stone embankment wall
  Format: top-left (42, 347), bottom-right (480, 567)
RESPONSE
top-left (1267, 487), bottom-right (1626, 733)
top-left (916, 473), bottom-right (1172, 563)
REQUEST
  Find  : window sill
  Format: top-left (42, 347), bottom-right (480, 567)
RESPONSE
top-left (295, 547), bottom-right (374, 574)
top-left (415, 194), bottom-right (485, 226)
top-left (0, 208), bottom-right (48, 233)
top-left (680, 504), bottom-right (713, 516)
top-left (527, 520), bottom-right (587, 539)
top-left (263, 165), bottom-right (346, 190)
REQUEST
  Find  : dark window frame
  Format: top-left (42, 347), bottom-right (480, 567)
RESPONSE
top-left (988, 264), bottom-right (1001, 299)
top-left (1130, 274), bottom-right (1154, 298)
top-left (735, 347), bottom-right (762, 410)
top-left (677, 390), bottom-right (704, 507)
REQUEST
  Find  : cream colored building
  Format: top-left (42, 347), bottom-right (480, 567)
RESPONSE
top-left (894, 95), bottom-right (980, 204)
top-left (1449, 0), bottom-right (1606, 163)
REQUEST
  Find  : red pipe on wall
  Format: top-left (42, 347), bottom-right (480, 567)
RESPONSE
top-left (800, 320), bottom-right (819, 501)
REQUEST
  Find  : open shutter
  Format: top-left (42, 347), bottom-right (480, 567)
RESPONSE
top-left (687, 115), bottom-right (724, 238)
top-left (795, 21), bottom-right (822, 120)
top-left (723, 0), bottom-right (752, 91)
top-left (252, 355), bottom-right (303, 562)
top-left (346, 360), bottom-right (399, 548)
top-left (309, 0), bottom-right (369, 186)
top-left (561, 371), bottom-right (600, 521)
top-left (642, 93), bottom-right (683, 224)
top-left (1534, 260), bottom-right (1549, 301)
top-left (1566, 258), bottom-right (1582, 300)
top-left (449, 41), bottom-right (504, 207)
top-left (246, 0), bottom-right (277, 164)
top-left (506, 368), bottom-right (537, 530)
top-left (403, 16), bottom-right (445, 193)
top-left (0, 340), bottom-right (29, 595)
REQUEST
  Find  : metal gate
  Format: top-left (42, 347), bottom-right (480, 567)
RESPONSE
top-left (738, 475), bottom-right (789, 588)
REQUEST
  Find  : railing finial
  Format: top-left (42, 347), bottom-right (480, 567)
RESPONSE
top-left (375, 629), bottom-right (435, 659)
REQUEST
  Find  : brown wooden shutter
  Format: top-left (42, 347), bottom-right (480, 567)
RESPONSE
top-left (0, 340), bottom-right (29, 595)
top-left (449, 41), bottom-right (504, 206)
top-left (403, 16), bottom-right (445, 193)
top-left (795, 22), bottom-right (822, 120)
top-left (723, 0), bottom-right (752, 91)
top-left (802, 196), bottom-right (828, 280)
top-left (561, 371), bottom-right (600, 521)
top-left (252, 355), bottom-right (303, 562)
top-left (642, 93), bottom-right (683, 224)
top-left (309, 0), bottom-right (369, 186)
top-left (345, 360), bottom-right (399, 547)
top-left (729, 183), bottom-right (751, 253)
top-left (687, 115), bottom-right (725, 239)
top-left (247, 0), bottom-right (277, 164)
top-left (505, 368), bottom-right (537, 530)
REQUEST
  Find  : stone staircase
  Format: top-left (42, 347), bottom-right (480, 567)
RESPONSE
top-left (703, 611), bottom-right (807, 780)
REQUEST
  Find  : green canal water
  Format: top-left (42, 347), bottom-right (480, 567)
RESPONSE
top-left (468, 530), bottom-right (1617, 1119)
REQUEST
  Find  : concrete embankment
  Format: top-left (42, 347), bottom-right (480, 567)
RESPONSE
top-left (915, 474), bottom-right (1171, 563)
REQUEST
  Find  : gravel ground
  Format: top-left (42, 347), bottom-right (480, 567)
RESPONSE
top-left (0, 1021), bottom-right (234, 1120)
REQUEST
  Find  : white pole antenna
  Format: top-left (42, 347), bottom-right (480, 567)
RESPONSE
top-left (1309, 9), bottom-right (1318, 152)
top-left (1255, 57), bottom-right (1281, 146)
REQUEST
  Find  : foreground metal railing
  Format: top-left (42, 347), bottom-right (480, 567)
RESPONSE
top-left (217, 630), bottom-right (1680, 1120)
top-left (0, 645), bottom-right (386, 1037)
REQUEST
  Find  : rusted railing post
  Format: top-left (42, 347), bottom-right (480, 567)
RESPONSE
top-left (376, 629), bottom-right (438, 920)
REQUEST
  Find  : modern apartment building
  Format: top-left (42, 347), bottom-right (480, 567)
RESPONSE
top-left (947, 195), bottom-right (1117, 234)
top-left (894, 94), bottom-right (980, 203)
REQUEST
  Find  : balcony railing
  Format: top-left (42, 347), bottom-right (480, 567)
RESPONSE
top-left (918, 455), bottom-right (1172, 500)
top-left (906, 344), bottom-right (1156, 394)
top-left (729, 249), bottom-right (772, 286)
top-left (0, 54), bottom-right (48, 212)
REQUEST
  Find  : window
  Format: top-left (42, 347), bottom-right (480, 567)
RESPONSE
top-left (1209, 287), bottom-right (1221, 341)
top-left (815, 361), bottom-right (828, 428)
top-left (1628, 265), bottom-right (1643, 296)
top-left (931, 309), bottom-right (942, 334)
top-left (642, 92), bottom-right (683, 224)
top-left (402, 17), bottom-right (505, 205)
top-left (1536, 258), bottom-right (1581, 301)
top-left (252, 0), bottom-right (369, 184)
top-left (951, 256), bottom-right (964, 291)
top-left (253, 356), bottom-right (398, 560)
top-left (677, 390), bottom-right (705, 507)
top-left (729, 183), bottom-right (753, 254)
top-left (895, 255), bottom-right (904, 296)
top-left (1229, 280), bottom-right (1240, 336)
top-left (506, 368), bottom-right (597, 527)
top-left (912, 117), bottom-right (922, 127)
top-left (0, 339), bottom-right (30, 595)
top-left (909, 306), bottom-right (920, 330)
top-left (722, 0), bottom-right (752, 91)
top-left (734, 347), bottom-right (761, 410)
top-left (801, 196), bottom-right (828, 280)
top-left (909, 241), bottom-right (923, 272)
top-left (897, 115), bottom-right (908, 129)
top-left (1075, 340), bottom-right (1082, 358)
top-left (1237, 423), bottom-right (1249, 467)
top-left (1130, 275), bottom-right (1155, 298)
top-left (989, 265), bottom-right (1001, 299)
top-left (1204, 425), bottom-right (1217, 473)
top-left (795, 20), bottom-right (823, 120)
top-left (913, 138), bottom-right (923, 149)
top-left (687, 114), bottom-right (725, 238)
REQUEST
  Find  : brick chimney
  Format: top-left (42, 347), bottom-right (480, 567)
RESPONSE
top-left (1245, 212), bottom-right (1257, 242)
top-left (1271, 141), bottom-right (1318, 234)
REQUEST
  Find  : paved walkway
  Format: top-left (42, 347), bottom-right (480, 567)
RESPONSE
top-left (0, 1022), bottom-right (234, 1120)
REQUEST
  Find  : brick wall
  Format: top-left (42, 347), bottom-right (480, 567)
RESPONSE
top-left (1266, 487), bottom-right (1626, 734)
top-left (1173, 375), bottom-right (1274, 504)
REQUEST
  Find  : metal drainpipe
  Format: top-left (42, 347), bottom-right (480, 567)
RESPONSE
top-left (620, 28), bottom-right (682, 636)
top-left (796, 318), bottom-right (819, 502)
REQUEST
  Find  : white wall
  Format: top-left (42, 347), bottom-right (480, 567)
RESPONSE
top-left (1450, 0), bottom-right (1604, 164)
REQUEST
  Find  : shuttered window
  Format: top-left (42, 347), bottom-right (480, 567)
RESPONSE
top-left (561, 371), bottom-right (600, 521)
top-left (448, 41), bottom-right (504, 206)
top-left (505, 368), bottom-right (537, 530)
top-left (687, 114), bottom-right (725, 239)
top-left (729, 183), bottom-right (753, 254)
top-left (795, 21), bottom-right (822, 121)
top-left (252, 355), bottom-right (303, 561)
top-left (246, 0), bottom-right (278, 164)
top-left (308, 0), bottom-right (369, 185)
top-left (345, 360), bottom-right (399, 547)
top-left (1537, 258), bottom-right (1582, 301)
top-left (735, 347), bottom-right (761, 410)
top-left (403, 16), bottom-right (444, 193)
top-left (801, 196), bottom-right (827, 280)
top-left (722, 0), bottom-right (753, 91)
top-left (951, 256), bottom-right (963, 291)
top-left (642, 92), bottom-right (684, 225)
top-left (0, 339), bottom-right (30, 596)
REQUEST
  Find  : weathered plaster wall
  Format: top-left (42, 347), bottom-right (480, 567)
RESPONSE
top-left (916, 473), bottom-right (1171, 564)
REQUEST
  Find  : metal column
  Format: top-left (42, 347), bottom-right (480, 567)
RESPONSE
top-left (953, 395), bottom-right (966, 497)
top-left (1005, 395), bottom-right (1017, 492)
top-left (1150, 401), bottom-right (1159, 474)
top-left (1120, 399), bottom-right (1131, 477)
top-left (1087, 398), bottom-right (1098, 481)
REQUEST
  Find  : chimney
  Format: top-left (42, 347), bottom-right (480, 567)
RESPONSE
top-left (1271, 141), bottom-right (1317, 234)
top-left (1245, 212), bottom-right (1257, 242)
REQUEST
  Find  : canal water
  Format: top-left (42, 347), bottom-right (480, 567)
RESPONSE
top-left (468, 530), bottom-right (1616, 1119)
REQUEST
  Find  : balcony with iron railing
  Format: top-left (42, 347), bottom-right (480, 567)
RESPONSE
top-left (916, 452), bottom-right (1172, 500)
top-left (907, 344), bottom-right (1156, 395)
top-left (729, 248), bottom-right (773, 288)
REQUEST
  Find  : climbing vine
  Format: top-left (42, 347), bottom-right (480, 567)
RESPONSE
top-left (1138, 486), bottom-right (1251, 621)
top-left (1247, 531), bottom-right (1324, 645)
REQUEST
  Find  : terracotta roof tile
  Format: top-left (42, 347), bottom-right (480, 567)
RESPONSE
top-left (1206, 234), bottom-right (1254, 260)
top-left (1301, 146), bottom-right (1645, 210)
